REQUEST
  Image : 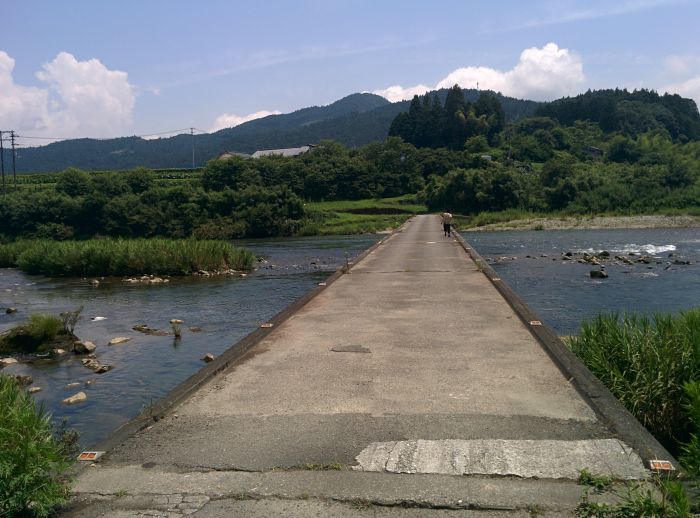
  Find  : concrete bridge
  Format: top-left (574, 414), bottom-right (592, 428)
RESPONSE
top-left (66, 215), bottom-right (673, 516)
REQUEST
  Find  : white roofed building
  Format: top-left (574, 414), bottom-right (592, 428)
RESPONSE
top-left (251, 145), bottom-right (312, 158)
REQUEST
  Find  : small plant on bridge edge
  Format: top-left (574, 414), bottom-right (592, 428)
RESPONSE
top-left (576, 472), bottom-right (691, 517)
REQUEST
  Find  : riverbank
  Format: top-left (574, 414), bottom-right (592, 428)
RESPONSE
top-left (461, 213), bottom-right (700, 232)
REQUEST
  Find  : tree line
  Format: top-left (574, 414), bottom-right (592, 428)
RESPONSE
top-left (2, 86), bottom-right (700, 240)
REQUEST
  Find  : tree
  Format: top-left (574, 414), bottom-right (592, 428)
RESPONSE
top-left (55, 168), bottom-right (92, 197)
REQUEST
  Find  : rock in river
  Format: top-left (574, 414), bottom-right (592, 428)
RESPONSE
top-left (73, 341), bottom-right (97, 354)
top-left (0, 357), bottom-right (18, 367)
top-left (63, 392), bottom-right (87, 405)
top-left (109, 337), bottom-right (131, 345)
top-left (202, 353), bottom-right (215, 363)
top-left (14, 375), bottom-right (33, 387)
top-left (81, 358), bottom-right (112, 374)
top-left (590, 270), bottom-right (609, 279)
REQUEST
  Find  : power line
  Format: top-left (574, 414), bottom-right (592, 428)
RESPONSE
top-left (13, 127), bottom-right (209, 142)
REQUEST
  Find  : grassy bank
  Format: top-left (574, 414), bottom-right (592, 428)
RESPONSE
top-left (567, 309), bottom-right (700, 459)
top-left (0, 375), bottom-right (75, 517)
top-left (0, 238), bottom-right (255, 277)
top-left (455, 207), bottom-right (700, 231)
top-left (299, 195), bottom-right (427, 235)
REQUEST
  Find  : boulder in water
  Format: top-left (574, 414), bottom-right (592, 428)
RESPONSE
top-left (590, 270), bottom-right (609, 279)
top-left (63, 392), bottom-right (87, 405)
top-left (109, 337), bottom-right (131, 345)
top-left (73, 341), bottom-right (97, 354)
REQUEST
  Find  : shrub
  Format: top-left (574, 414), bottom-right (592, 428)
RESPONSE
top-left (0, 238), bottom-right (255, 277)
top-left (567, 308), bottom-right (700, 452)
top-left (0, 375), bottom-right (74, 517)
top-left (0, 314), bottom-right (66, 354)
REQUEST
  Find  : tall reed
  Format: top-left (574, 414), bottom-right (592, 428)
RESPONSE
top-left (0, 238), bottom-right (255, 276)
top-left (567, 309), bottom-right (700, 451)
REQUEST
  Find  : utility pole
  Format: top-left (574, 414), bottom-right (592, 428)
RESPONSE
top-left (10, 130), bottom-right (17, 190)
top-left (190, 127), bottom-right (195, 170)
top-left (0, 130), bottom-right (5, 194)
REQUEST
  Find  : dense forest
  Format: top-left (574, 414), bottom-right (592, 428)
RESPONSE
top-left (1, 86), bottom-right (699, 240)
top-left (7, 90), bottom-right (538, 173)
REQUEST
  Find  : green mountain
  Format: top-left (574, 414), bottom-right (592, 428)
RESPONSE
top-left (11, 90), bottom-right (538, 173)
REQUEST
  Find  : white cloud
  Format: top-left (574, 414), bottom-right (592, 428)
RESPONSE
top-left (0, 51), bottom-right (49, 130)
top-left (372, 84), bottom-right (432, 103)
top-left (663, 54), bottom-right (700, 75)
top-left (210, 109), bottom-right (281, 132)
top-left (0, 50), bottom-right (135, 140)
top-left (374, 43), bottom-right (585, 103)
top-left (664, 76), bottom-right (700, 105)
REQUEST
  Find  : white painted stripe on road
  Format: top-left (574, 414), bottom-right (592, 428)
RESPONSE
top-left (355, 439), bottom-right (648, 480)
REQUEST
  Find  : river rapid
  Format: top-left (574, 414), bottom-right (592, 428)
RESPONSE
top-left (464, 227), bottom-right (700, 335)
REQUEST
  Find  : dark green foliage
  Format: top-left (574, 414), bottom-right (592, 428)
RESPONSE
top-left (13, 90), bottom-right (537, 173)
top-left (680, 381), bottom-right (700, 476)
top-left (0, 314), bottom-right (66, 354)
top-left (537, 89), bottom-right (700, 141)
top-left (0, 238), bottom-right (255, 277)
top-left (0, 375), bottom-right (75, 516)
top-left (389, 87), bottom-right (504, 151)
top-left (567, 309), bottom-right (700, 453)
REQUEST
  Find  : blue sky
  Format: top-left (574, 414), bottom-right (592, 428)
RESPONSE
top-left (2, 0), bottom-right (700, 143)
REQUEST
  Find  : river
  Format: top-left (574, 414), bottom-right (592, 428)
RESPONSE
top-left (1, 228), bottom-right (698, 447)
top-left (464, 227), bottom-right (700, 335)
top-left (0, 234), bottom-right (379, 447)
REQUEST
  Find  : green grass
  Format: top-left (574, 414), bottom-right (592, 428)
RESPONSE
top-left (0, 314), bottom-right (73, 354)
top-left (455, 207), bottom-right (700, 230)
top-left (0, 238), bottom-right (255, 277)
top-left (566, 309), bottom-right (700, 453)
top-left (300, 195), bottom-right (427, 235)
top-left (0, 375), bottom-right (75, 517)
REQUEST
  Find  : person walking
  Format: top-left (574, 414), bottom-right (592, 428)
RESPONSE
top-left (441, 210), bottom-right (453, 237)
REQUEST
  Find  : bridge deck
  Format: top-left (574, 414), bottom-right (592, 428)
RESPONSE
top-left (67, 215), bottom-right (653, 516)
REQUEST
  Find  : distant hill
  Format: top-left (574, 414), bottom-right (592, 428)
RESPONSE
top-left (12, 90), bottom-right (539, 173)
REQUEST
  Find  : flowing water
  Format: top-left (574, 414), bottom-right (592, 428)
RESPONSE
top-left (2, 228), bottom-right (699, 448)
top-left (464, 227), bottom-right (700, 335)
top-left (0, 234), bottom-right (379, 447)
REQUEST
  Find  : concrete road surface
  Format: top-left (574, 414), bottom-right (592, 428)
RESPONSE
top-left (64, 215), bottom-right (650, 516)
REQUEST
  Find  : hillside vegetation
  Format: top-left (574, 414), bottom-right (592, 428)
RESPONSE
top-left (1, 87), bottom-right (699, 240)
top-left (9, 90), bottom-right (538, 173)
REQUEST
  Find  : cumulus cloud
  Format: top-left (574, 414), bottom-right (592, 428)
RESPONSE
top-left (0, 50), bottom-right (135, 140)
top-left (210, 109), bottom-right (281, 132)
top-left (373, 43), bottom-right (585, 102)
top-left (664, 76), bottom-right (700, 106)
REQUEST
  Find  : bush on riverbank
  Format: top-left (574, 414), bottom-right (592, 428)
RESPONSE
top-left (0, 375), bottom-right (74, 517)
top-left (567, 309), bottom-right (700, 454)
top-left (0, 238), bottom-right (255, 277)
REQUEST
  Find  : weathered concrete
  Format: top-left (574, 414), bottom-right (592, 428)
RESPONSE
top-left (355, 439), bottom-right (647, 479)
top-left (66, 215), bottom-right (660, 516)
top-left (67, 465), bottom-right (605, 516)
